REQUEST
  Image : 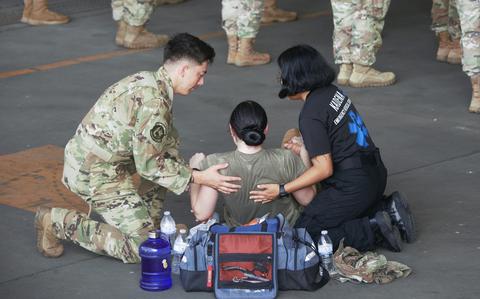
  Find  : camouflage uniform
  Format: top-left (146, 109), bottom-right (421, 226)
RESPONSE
top-left (222, 0), bottom-right (265, 38)
top-left (112, 0), bottom-right (155, 26)
top-left (51, 66), bottom-right (192, 263)
top-left (456, 0), bottom-right (480, 76)
top-left (431, 0), bottom-right (461, 39)
top-left (331, 0), bottom-right (391, 66)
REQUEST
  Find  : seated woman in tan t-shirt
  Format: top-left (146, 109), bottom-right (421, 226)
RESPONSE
top-left (189, 100), bottom-right (315, 226)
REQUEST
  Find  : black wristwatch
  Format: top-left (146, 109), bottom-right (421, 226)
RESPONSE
top-left (278, 184), bottom-right (289, 198)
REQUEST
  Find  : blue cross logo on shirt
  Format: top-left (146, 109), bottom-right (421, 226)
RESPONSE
top-left (348, 111), bottom-right (369, 148)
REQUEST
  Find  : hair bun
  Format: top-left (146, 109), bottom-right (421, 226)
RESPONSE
top-left (240, 128), bottom-right (265, 146)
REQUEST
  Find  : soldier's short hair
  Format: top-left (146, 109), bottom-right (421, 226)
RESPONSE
top-left (164, 33), bottom-right (215, 65)
top-left (277, 45), bottom-right (335, 98)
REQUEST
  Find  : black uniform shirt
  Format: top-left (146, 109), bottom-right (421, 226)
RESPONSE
top-left (299, 85), bottom-right (376, 164)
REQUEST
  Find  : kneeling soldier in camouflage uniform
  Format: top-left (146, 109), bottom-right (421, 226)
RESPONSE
top-left (35, 33), bottom-right (241, 263)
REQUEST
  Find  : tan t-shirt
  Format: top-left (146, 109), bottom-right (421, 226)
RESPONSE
top-left (198, 148), bottom-right (307, 226)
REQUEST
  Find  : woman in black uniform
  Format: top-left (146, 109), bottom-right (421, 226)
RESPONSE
top-left (250, 45), bottom-right (415, 252)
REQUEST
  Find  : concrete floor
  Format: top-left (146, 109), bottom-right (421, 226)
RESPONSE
top-left (1, 0), bottom-right (479, 298)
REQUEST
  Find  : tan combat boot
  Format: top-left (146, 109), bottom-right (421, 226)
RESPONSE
top-left (235, 38), bottom-right (270, 67)
top-left (123, 24), bottom-right (169, 49)
top-left (469, 75), bottom-right (480, 113)
top-left (261, 0), bottom-right (297, 24)
top-left (447, 38), bottom-right (462, 64)
top-left (349, 64), bottom-right (396, 88)
top-left (35, 206), bottom-right (64, 258)
top-left (337, 63), bottom-right (353, 86)
top-left (436, 31), bottom-right (451, 62)
top-left (226, 35), bottom-right (238, 64)
top-left (22, 0), bottom-right (69, 25)
top-left (115, 21), bottom-right (127, 46)
top-left (21, 0), bottom-right (33, 23)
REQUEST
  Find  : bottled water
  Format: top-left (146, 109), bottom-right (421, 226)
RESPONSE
top-left (171, 228), bottom-right (188, 275)
top-left (317, 230), bottom-right (336, 274)
top-left (160, 211), bottom-right (176, 246)
top-left (139, 230), bottom-right (172, 291)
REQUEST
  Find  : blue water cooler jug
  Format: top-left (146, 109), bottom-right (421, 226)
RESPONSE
top-left (139, 230), bottom-right (172, 291)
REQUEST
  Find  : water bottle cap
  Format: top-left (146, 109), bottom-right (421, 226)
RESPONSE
top-left (148, 231), bottom-right (157, 239)
top-left (321, 230), bottom-right (328, 235)
top-left (179, 228), bottom-right (187, 234)
top-left (164, 211), bottom-right (171, 216)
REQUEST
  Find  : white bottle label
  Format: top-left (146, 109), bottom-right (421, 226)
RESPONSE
top-left (318, 244), bottom-right (332, 255)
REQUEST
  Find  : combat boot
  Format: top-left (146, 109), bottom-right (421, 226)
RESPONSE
top-left (469, 75), bottom-right (480, 113)
top-left (349, 64), bottom-right (396, 88)
top-left (35, 206), bottom-right (64, 257)
top-left (337, 63), bottom-right (353, 86)
top-left (115, 21), bottom-right (127, 46)
top-left (22, 0), bottom-right (69, 25)
top-left (370, 211), bottom-right (402, 252)
top-left (235, 38), bottom-right (270, 67)
top-left (123, 24), bottom-right (169, 49)
top-left (384, 191), bottom-right (416, 243)
top-left (436, 31), bottom-right (451, 62)
top-left (261, 0), bottom-right (297, 24)
top-left (447, 38), bottom-right (462, 64)
top-left (21, 0), bottom-right (32, 23)
top-left (226, 35), bottom-right (238, 64)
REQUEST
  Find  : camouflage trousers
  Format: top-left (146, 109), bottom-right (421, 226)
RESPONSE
top-left (222, 0), bottom-right (264, 38)
top-left (431, 0), bottom-right (461, 39)
top-left (457, 0), bottom-right (480, 76)
top-left (112, 0), bottom-right (155, 26)
top-left (331, 0), bottom-right (391, 66)
top-left (51, 140), bottom-right (165, 263)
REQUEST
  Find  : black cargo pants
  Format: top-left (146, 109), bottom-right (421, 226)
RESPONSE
top-left (295, 149), bottom-right (388, 252)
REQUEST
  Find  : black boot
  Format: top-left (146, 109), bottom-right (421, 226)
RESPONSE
top-left (385, 191), bottom-right (416, 243)
top-left (370, 211), bottom-right (402, 252)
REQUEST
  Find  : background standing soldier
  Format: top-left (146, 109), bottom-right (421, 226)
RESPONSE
top-left (431, 0), bottom-right (462, 64)
top-left (456, 0), bottom-right (480, 113)
top-left (331, 0), bottom-right (396, 88)
top-left (112, 0), bottom-right (169, 49)
top-left (222, 0), bottom-right (270, 66)
top-left (34, 33), bottom-right (241, 263)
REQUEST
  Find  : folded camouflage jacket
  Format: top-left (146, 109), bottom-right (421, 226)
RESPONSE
top-left (333, 240), bottom-right (411, 284)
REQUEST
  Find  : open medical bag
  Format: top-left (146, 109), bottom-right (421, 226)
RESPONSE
top-left (214, 231), bottom-right (277, 299)
top-left (179, 214), bottom-right (329, 295)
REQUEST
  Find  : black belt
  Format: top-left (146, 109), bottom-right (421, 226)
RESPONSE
top-left (334, 149), bottom-right (381, 171)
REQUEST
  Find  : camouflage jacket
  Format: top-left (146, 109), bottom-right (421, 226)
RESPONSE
top-left (333, 240), bottom-right (411, 284)
top-left (71, 66), bottom-right (191, 195)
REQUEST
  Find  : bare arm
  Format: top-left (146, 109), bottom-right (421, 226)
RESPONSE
top-left (188, 153), bottom-right (220, 222)
top-left (291, 187), bottom-right (315, 206)
top-left (190, 183), bottom-right (219, 222)
top-left (192, 164), bottom-right (241, 194)
top-left (250, 153), bottom-right (333, 203)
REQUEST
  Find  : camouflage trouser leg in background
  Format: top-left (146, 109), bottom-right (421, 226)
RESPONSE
top-left (53, 147), bottom-right (164, 263)
top-left (222, 0), bottom-right (264, 38)
top-left (331, 0), bottom-right (391, 66)
top-left (431, 0), bottom-right (461, 38)
top-left (456, 0), bottom-right (480, 76)
top-left (111, 0), bottom-right (155, 26)
top-left (431, 0), bottom-right (450, 33)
